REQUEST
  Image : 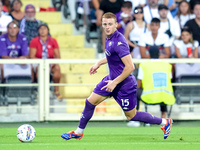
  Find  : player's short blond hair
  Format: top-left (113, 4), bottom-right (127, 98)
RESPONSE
top-left (102, 12), bottom-right (117, 23)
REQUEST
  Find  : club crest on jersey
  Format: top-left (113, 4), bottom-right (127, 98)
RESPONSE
top-left (109, 41), bottom-right (112, 46)
top-left (105, 49), bottom-right (111, 56)
top-left (117, 41), bottom-right (122, 46)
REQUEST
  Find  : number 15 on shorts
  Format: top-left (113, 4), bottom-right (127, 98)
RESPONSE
top-left (121, 99), bottom-right (129, 106)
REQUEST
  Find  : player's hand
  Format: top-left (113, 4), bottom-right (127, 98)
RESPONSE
top-left (89, 63), bottom-right (100, 75)
top-left (101, 80), bottom-right (117, 92)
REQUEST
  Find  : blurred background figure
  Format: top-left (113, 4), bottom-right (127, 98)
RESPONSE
top-left (175, 0), bottom-right (195, 28)
top-left (10, 0), bottom-right (24, 26)
top-left (2, 0), bottom-right (11, 13)
top-left (124, 6), bottom-right (149, 58)
top-left (0, 1), bottom-right (13, 35)
top-left (173, 27), bottom-right (200, 80)
top-left (138, 18), bottom-right (171, 59)
top-left (185, 2), bottom-right (200, 57)
top-left (143, 0), bottom-right (173, 24)
top-left (115, 1), bottom-right (132, 34)
top-left (124, 0), bottom-right (146, 11)
top-left (0, 20), bottom-right (29, 80)
top-left (158, 4), bottom-right (180, 46)
top-left (19, 4), bottom-right (42, 45)
top-left (29, 23), bottom-right (62, 101)
top-left (174, 27), bottom-right (198, 59)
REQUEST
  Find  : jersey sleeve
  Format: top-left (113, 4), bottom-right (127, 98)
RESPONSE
top-left (114, 38), bottom-right (130, 58)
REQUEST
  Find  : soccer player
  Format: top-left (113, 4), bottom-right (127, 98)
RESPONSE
top-left (61, 12), bottom-right (173, 140)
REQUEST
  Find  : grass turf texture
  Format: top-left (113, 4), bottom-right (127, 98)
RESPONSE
top-left (0, 121), bottom-right (200, 150)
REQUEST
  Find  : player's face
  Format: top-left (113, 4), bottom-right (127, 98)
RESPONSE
top-left (159, 9), bottom-right (168, 19)
top-left (194, 4), bottom-right (200, 19)
top-left (8, 23), bottom-right (19, 37)
top-left (181, 31), bottom-right (191, 43)
top-left (150, 22), bottom-right (160, 34)
top-left (38, 26), bottom-right (49, 37)
top-left (102, 18), bottom-right (117, 37)
top-left (179, 2), bottom-right (189, 15)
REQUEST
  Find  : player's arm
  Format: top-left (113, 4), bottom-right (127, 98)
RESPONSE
top-left (101, 54), bottom-right (134, 92)
top-left (113, 54), bottom-right (135, 84)
top-left (89, 57), bottom-right (107, 75)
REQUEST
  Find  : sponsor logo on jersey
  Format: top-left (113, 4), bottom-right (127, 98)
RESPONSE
top-left (109, 41), bottom-right (112, 46)
top-left (117, 41), bottom-right (122, 46)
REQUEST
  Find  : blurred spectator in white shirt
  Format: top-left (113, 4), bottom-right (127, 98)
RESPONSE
top-left (143, 0), bottom-right (173, 24)
top-left (0, 1), bottom-right (12, 35)
top-left (158, 4), bottom-right (180, 45)
top-left (175, 0), bottom-right (195, 28)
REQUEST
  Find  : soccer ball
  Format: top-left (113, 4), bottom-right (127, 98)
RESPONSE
top-left (17, 124), bottom-right (36, 142)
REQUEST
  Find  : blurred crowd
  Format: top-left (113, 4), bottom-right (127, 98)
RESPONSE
top-left (0, 0), bottom-right (62, 100)
top-left (1, 0), bottom-right (200, 100)
top-left (71, 0), bottom-right (200, 80)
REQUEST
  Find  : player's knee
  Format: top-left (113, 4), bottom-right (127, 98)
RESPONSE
top-left (125, 111), bottom-right (137, 121)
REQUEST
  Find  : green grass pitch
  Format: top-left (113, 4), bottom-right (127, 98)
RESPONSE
top-left (0, 121), bottom-right (200, 150)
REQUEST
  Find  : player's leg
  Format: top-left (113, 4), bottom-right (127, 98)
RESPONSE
top-left (61, 92), bottom-right (107, 140)
top-left (124, 107), bottom-right (173, 139)
top-left (75, 92), bottom-right (107, 133)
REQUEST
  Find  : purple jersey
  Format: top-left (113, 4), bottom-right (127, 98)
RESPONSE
top-left (93, 30), bottom-right (137, 111)
top-left (105, 30), bottom-right (136, 86)
top-left (0, 33), bottom-right (28, 57)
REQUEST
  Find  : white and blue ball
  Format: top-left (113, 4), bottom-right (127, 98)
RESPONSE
top-left (17, 124), bottom-right (36, 142)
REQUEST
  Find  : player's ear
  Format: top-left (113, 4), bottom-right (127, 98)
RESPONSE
top-left (115, 22), bottom-right (118, 28)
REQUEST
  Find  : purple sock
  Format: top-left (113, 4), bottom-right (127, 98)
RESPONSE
top-left (78, 99), bottom-right (96, 129)
top-left (131, 111), bottom-right (162, 124)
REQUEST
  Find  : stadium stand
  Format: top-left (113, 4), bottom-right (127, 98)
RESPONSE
top-left (175, 75), bottom-right (200, 112)
top-left (3, 64), bottom-right (34, 112)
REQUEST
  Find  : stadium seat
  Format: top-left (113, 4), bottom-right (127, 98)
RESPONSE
top-left (3, 64), bottom-right (35, 110)
top-left (60, 48), bottom-right (95, 59)
top-left (36, 12), bottom-right (61, 24)
top-left (56, 35), bottom-right (84, 48)
top-left (63, 86), bottom-right (92, 98)
top-left (48, 24), bottom-right (73, 37)
top-left (175, 75), bottom-right (200, 111)
top-left (65, 73), bottom-right (107, 84)
top-left (74, 1), bottom-right (84, 30)
top-left (21, 0), bottom-right (50, 10)
top-left (60, 64), bottom-right (107, 74)
top-left (66, 98), bottom-right (85, 113)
